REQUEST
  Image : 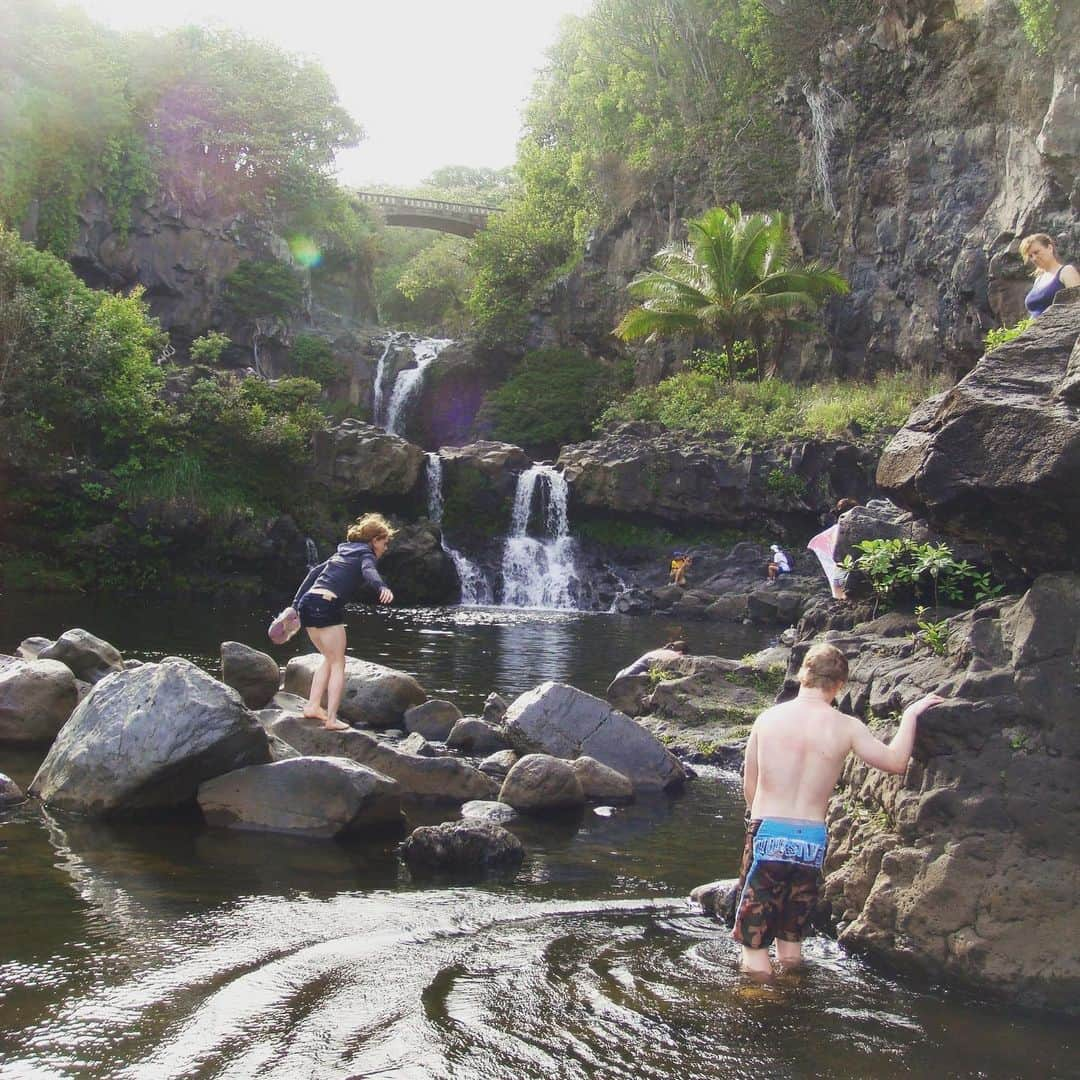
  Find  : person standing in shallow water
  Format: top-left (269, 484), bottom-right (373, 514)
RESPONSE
top-left (732, 643), bottom-right (946, 975)
top-left (1019, 233), bottom-right (1079, 317)
top-left (291, 513), bottom-right (395, 730)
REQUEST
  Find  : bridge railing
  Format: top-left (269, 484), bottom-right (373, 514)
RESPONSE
top-left (353, 191), bottom-right (501, 217)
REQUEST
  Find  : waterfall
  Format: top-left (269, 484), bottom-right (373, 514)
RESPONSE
top-left (304, 537), bottom-right (319, 567)
top-left (804, 82), bottom-right (843, 215)
top-left (500, 465), bottom-right (581, 610)
top-left (371, 335), bottom-right (398, 427)
top-left (384, 337), bottom-right (452, 436)
top-left (425, 453), bottom-right (493, 606)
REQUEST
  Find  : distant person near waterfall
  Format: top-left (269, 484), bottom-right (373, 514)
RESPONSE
top-left (1020, 233), bottom-right (1079, 316)
top-left (733, 643), bottom-right (945, 975)
top-left (290, 513), bottom-right (395, 730)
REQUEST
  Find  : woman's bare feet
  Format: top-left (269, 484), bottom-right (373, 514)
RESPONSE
top-left (320, 718), bottom-right (351, 731)
top-left (303, 706), bottom-right (330, 722)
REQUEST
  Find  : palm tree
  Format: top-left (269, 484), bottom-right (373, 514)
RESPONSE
top-left (613, 204), bottom-right (848, 376)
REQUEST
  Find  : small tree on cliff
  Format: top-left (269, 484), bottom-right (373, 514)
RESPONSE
top-left (613, 204), bottom-right (848, 377)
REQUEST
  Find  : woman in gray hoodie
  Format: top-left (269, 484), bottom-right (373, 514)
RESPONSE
top-left (291, 513), bottom-right (395, 728)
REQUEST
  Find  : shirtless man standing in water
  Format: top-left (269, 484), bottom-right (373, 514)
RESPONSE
top-left (733, 643), bottom-right (945, 974)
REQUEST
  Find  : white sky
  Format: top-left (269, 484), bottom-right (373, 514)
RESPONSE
top-left (72, 0), bottom-right (592, 187)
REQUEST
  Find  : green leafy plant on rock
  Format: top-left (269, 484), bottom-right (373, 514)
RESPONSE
top-left (290, 334), bottom-right (342, 385)
top-left (1012, 0), bottom-right (1060, 54)
top-left (985, 317), bottom-right (1033, 352)
top-left (914, 605), bottom-right (950, 656)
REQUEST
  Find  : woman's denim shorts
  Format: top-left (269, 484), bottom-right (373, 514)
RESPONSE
top-left (297, 592), bottom-right (346, 629)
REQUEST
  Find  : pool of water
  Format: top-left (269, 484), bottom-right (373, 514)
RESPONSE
top-left (1, 596), bottom-right (1076, 1077)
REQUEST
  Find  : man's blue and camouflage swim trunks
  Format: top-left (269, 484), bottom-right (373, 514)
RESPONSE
top-left (732, 817), bottom-right (827, 948)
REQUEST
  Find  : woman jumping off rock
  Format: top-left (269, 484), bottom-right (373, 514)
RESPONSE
top-left (291, 513), bottom-right (395, 729)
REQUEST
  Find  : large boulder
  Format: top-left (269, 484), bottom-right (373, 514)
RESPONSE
top-left (30, 658), bottom-right (271, 816)
top-left (446, 718), bottom-right (510, 754)
top-left (814, 573), bottom-right (1080, 1011)
top-left (499, 753), bottom-right (585, 813)
top-left (503, 682), bottom-right (684, 790)
top-left (283, 654), bottom-right (426, 728)
top-left (312, 419), bottom-right (425, 497)
top-left (16, 637), bottom-right (53, 661)
top-left (571, 756), bottom-right (634, 802)
top-left (877, 294), bottom-right (1080, 575)
top-left (401, 819), bottom-right (525, 878)
top-left (263, 713), bottom-right (495, 802)
top-left (220, 641), bottom-right (280, 709)
top-left (39, 629), bottom-right (123, 684)
top-left (0, 657), bottom-right (79, 743)
top-left (197, 757), bottom-right (402, 838)
top-left (404, 699), bottom-right (462, 741)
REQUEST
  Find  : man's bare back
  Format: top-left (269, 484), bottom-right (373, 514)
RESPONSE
top-left (744, 687), bottom-right (945, 822)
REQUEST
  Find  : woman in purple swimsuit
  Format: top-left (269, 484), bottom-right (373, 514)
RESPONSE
top-left (1019, 233), bottom-right (1080, 316)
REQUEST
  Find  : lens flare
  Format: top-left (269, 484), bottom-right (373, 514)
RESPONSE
top-left (289, 235), bottom-right (322, 268)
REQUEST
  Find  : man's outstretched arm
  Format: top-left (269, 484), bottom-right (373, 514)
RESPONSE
top-left (850, 694), bottom-right (945, 774)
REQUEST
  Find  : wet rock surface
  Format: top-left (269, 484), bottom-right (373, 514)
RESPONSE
top-left (30, 658), bottom-right (271, 816)
top-left (197, 756), bottom-right (403, 837)
top-left (401, 818), bottom-right (524, 878)
top-left (0, 772), bottom-right (26, 807)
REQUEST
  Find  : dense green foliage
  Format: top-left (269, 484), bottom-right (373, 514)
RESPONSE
top-left (614, 205), bottom-right (848, 367)
top-left (0, 226), bottom-right (327, 590)
top-left (477, 348), bottom-right (633, 453)
top-left (598, 369), bottom-right (945, 443)
top-left (984, 316), bottom-right (1034, 352)
top-left (462, 0), bottom-right (874, 339)
top-left (189, 331), bottom-right (231, 364)
top-left (1012, 0), bottom-right (1060, 54)
top-left (839, 539), bottom-right (1003, 611)
top-left (0, 0), bottom-right (365, 258)
top-left (289, 334), bottom-right (342, 385)
top-left (223, 261), bottom-right (305, 323)
top-left (394, 236), bottom-right (475, 334)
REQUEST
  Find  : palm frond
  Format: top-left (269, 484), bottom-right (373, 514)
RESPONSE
top-left (614, 306), bottom-right (705, 342)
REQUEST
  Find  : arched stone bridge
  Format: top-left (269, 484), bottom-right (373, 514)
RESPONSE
top-left (353, 192), bottom-right (501, 237)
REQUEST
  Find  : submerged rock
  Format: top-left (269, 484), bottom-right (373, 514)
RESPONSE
top-left (30, 658), bottom-right (271, 816)
top-left (505, 681), bottom-right (684, 790)
top-left (0, 657), bottom-right (79, 744)
top-left (401, 819), bottom-right (525, 878)
top-left (39, 629), bottom-right (123, 684)
top-left (283, 654), bottom-right (426, 728)
top-left (197, 756), bottom-right (402, 838)
top-left (220, 641), bottom-right (280, 709)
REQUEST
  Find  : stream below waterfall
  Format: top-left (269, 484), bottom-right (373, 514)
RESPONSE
top-left (1, 595), bottom-right (1077, 1077)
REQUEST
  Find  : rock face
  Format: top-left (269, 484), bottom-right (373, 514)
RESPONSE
top-left (811, 573), bottom-right (1080, 1011)
top-left (878, 296), bottom-right (1080, 575)
top-left (197, 757), bottom-right (402, 838)
top-left (0, 657), bottom-right (79, 743)
top-left (30, 658), bottom-right (271, 816)
top-left (39, 629), bottom-right (123, 684)
top-left (378, 522), bottom-right (459, 605)
top-left (530, 3), bottom-right (1079, 380)
top-left (559, 424), bottom-right (876, 532)
top-left (283, 654), bottom-right (426, 728)
top-left (504, 682), bottom-right (685, 790)
top-left (263, 713), bottom-right (495, 802)
top-left (400, 819), bottom-right (525, 878)
top-left (220, 641), bottom-right (280, 709)
top-left (499, 754), bottom-right (585, 813)
top-left (312, 420), bottom-right (426, 498)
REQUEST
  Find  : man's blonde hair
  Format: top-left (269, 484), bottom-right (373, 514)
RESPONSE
top-left (797, 643), bottom-right (849, 691)
top-left (347, 513), bottom-right (395, 544)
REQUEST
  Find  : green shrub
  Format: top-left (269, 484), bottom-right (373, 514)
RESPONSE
top-left (479, 348), bottom-right (633, 453)
top-left (223, 260), bottom-right (304, 323)
top-left (290, 334), bottom-right (342, 385)
top-left (189, 331), bottom-right (231, 363)
top-left (1012, 0), bottom-right (1059, 54)
top-left (598, 370), bottom-right (946, 444)
top-left (984, 317), bottom-right (1034, 352)
top-left (765, 468), bottom-right (807, 499)
top-left (686, 342), bottom-right (758, 381)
